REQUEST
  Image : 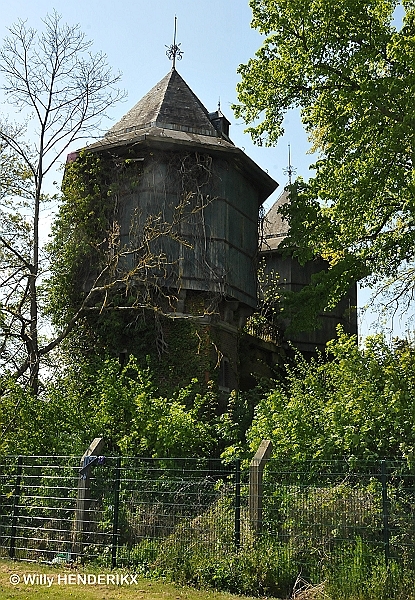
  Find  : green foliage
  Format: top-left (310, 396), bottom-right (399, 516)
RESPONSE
top-left (235, 0), bottom-right (415, 318)
top-left (0, 355), bottom-right (239, 458)
top-left (148, 319), bottom-right (213, 397)
top-left (248, 332), bottom-right (415, 462)
top-left (247, 327), bottom-right (415, 466)
top-left (46, 150), bottom-right (114, 326)
top-left (90, 357), bottom-right (217, 457)
top-left (157, 541), bottom-right (297, 597)
top-left (150, 494), bottom-right (296, 597)
top-left (323, 542), bottom-right (415, 600)
top-left (0, 374), bottom-right (92, 455)
top-left (46, 149), bottom-right (221, 388)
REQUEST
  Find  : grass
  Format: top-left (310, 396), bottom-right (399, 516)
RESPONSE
top-left (3, 556), bottom-right (415, 600)
top-left (0, 559), bottom-right (266, 600)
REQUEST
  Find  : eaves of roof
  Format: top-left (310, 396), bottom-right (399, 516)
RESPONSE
top-left (86, 128), bottom-right (278, 205)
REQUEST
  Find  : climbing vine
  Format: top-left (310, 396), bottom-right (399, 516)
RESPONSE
top-left (46, 147), bottom-right (226, 394)
top-left (47, 150), bottom-right (114, 326)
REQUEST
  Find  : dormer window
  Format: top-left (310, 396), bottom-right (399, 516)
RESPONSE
top-left (208, 110), bottom-right (230, 138)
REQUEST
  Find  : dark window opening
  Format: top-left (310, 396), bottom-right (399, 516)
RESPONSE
top-left (218, 357), bottom-right (231, 391)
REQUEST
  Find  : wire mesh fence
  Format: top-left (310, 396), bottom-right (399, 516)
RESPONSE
top-left (259, 459), bottom-right (415, 583)
top-left (0, 455), bottom-right (236, 567)
top-left (0, 455), bottom-right (82, 562)
top-left (1, 451), bottom-right (415, 591)
top-left (111, 457), bottom-right (237, 568)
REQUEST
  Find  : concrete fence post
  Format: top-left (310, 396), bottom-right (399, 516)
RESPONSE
top-left (249, 439), bottom-right (273, 533)
top-left (72, 437), bottom-right (104, 558)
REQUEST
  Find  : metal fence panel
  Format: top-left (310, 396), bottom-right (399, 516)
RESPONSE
top-left (257, 459), bottom-right (415, 581)
top-left (1, 454), bottom-right (415, 588)
top-left (114, 457), bottom-right (236, 568)
top-left (0, 456), bottom-right (236, 567)
top-left (1, 456), bottom-right (80, 562)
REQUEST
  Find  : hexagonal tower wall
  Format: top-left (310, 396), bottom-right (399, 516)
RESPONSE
top-left (85, 68), bottom-right (278, 323)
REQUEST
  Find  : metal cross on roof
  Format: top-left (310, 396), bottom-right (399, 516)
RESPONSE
top-left (166, 16), bottom-right (183, 70)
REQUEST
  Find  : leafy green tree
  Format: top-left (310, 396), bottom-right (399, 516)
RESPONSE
top-left (247, 328), bottom-right (415, 466)
top-left (234, 0), bottom-right (415, 320)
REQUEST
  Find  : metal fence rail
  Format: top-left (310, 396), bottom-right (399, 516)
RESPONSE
top-left (113, 457), bottom-right (236, 567)
top-left (0, 455), bottom-right (82, 562)
top-left (259, 459), bottom-right (415, 579)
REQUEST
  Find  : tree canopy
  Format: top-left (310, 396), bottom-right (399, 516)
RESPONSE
top-left (234, 0), bottom-right (415, 320)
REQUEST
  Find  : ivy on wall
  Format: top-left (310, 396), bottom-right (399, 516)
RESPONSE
top-left (47, 150), bottom-right (116, 326)
top-left (46, 148), bottom-right (226, 396)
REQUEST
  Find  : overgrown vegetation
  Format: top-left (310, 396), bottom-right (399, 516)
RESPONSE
top-left (247, 327), bottom-right (415, 468)
top-left (149, 540), bottom-right (415, 600)
top-left (0, 355), bottom-right (248, 457)
top-left (3, 5), bottom-right (415, 599)
top-left (45, 147), bottom-right (228, 394)
top-left (106, 461), bottom-right (415, 600)
top-left (3, 326), bottom-right (415, 463)
top-left (3, 329), bottom-right (415, 599)
top-left (243, 258), bottom-right (282, 343)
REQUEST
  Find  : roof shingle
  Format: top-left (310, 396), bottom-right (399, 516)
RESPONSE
top-left (105, 69), bottom-right (219, 141)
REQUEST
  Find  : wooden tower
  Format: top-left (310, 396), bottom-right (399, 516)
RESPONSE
top-left (75, 67), bottom-right (278, 391)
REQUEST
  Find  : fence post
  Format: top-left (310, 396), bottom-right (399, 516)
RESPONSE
top-left (111, 456), bottom-right (121, 569)
top-left (72, 437), bottom-right (104, 559)
top-left (381, 459), bottom-right (390, 567)
top-left (9, 456), bottom-right (23, 559)
top-left (249, 440), bottom-right (273, 533)
top-left (234, 459), bottom-right (241, 549)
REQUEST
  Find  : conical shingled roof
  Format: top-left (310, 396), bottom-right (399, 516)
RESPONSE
top-left (104, 68), bottom-right (220, 142)
top-left (84, 69), bottom-right (277, 203)
top-left (261, 187), bottom-right (290, 250)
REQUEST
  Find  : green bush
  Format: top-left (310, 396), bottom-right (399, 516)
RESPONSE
top-left (0, 355), bottom-right (232, 457)
top-left (248, 328), bottom-right (415, 467)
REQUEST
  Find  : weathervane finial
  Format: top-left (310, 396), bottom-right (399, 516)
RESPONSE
top-left (165, 16), bottom-right (183, 70)
top-left (283, 144), bottom-right (297, 185)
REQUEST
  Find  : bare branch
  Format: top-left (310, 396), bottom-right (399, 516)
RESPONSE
top-left (0, 12), bottom-right (125, 392)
